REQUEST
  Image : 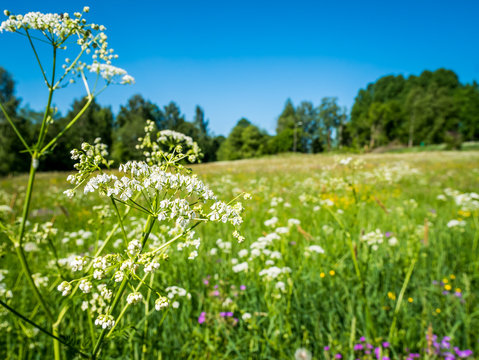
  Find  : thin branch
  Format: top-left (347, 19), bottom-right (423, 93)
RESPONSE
top-left (25, 29), bottom-right (49, 86)
top-left (0, 299), bottom-right (90, 358)
top-left (0, 102), bottom-right (32, 155)
top-left (40, 96), bottom-right (92, 154)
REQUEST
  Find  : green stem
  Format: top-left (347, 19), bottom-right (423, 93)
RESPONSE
top-left (15, 156), bottom-right (53, 322)
top-left (91, 278), bottom-right (128, 358)
top-left (106, 273), bottom-right (150, 338)
top-left (0, 102), bottom-right (32, 155)
top-left (151, 221), bottom-right (202, 256)
top-left (25, 29), bottom-right (49, 86)
top-left (35, 87), bottom-right (54, 152)
top-left (41, 96), bottom-right (92, 154)
top-left (388, 257), bottom-right (417, 342)
top-left (35, 43), bottom-right (58, 151)
top-left (324, 206), bottom-right (361, 280)
top-left (110, 197), bottom-right (128, 247)
top-left (141, 275), bottom-right (154, 360)
top-left (0, 299), bottom-right (88, 358)
top-left (92, 215), bottom-right (156, 358)
top-left (53, 305), bottom-right (70, 360)
top-left (56, 193), bottom-right (140, 323)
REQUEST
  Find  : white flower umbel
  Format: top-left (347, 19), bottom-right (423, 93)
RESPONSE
top-left (155, 296), bottom-right (169, 311)
top-left (1, 8), bottom-right (134, 91)
top-left (136, 120), bottom-right (202, 166)
top-left (57, 281), bottom-right (72, 296)
top-left (127, 240), bottom-right (142, 256)
top-left (79, 280), bottom-right (93, 294)
top-left (95, 314), bottom-right (115, 329)
top-left (126, 292), bottom-right (143, 305)
top-left (70, 256), bottom-right (87, 272)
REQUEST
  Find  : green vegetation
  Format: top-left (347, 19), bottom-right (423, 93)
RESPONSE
top-left (2, 67), bottom-right (479, 175)
top-left (1, 152), bottom-right (478, 358)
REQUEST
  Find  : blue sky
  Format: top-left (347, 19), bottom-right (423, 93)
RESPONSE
top-left (1, 0), bottom-right (478, 135)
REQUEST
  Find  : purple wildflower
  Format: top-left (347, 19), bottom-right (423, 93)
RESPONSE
top-left (212, 290), bottom-right (220, 296)
top-left (441, 336), bottom-right (451, 349)
top-left (324, 346), bottom-right (330, 351)
top-left (443, 352), bottom-right (455, 360)
top-left (240, 285), bottom-right (246, 291)
top-left (353, 344), bottom-right (363, 351)
top-left (382, 342), bottom-right (390, 348)
top-left (198, 312), bottom-right (206, 324)
top-left (385, 232), bottom-right (392, 238)
top-left (454, 347), bottom-right (473, 358)
top-left (360, 336), bottom-right (366, 342)
top-left (334, 354), bottom-right (342, 359)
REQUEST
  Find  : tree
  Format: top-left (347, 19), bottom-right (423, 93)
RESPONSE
top-left (159, 102), bottom-right (185, 130)
top-left (349, 68), bottom-right (473, 149)
top-left (193, 105), bottom-right (209, 135)
top-left (276, 99), bottom-right (297, 134)
top-left (112, 94), bottom-right (161, 162)
top-left (318, 97), bottom-right (341, 150)
top-left (192, 105), bottom-right (216, 162)
top-left (217, 118), bottom-right (268, 160)
top-left (454, 83), bottom-right (479, 141)
top-left (42, 98), bottom-right (113, 170)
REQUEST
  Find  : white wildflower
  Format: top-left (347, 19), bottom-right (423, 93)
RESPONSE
top-left (57, 281), bottom-right (71, 296)
top-left (79, 280), bottom-right (92, 293)
top-left (155, 296), bottom-right (169, 311)
top-left (126, 292), bottom-right (143, 305)
top-left (95, 314), bottom-right (115, 329)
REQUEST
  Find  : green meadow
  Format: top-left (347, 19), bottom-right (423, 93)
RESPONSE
top-left (1, 151), bottom-right (478, 359)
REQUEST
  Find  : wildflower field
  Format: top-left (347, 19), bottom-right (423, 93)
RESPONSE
top-left (1, 6), bottom-right (479, 360)
top-left (1, 151), bottom-right (478, 359)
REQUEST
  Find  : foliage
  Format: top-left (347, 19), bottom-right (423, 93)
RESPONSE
top-left (1, 152), bottom-right (478, 359)
top-left (348, 69), bottom-right (479, 149)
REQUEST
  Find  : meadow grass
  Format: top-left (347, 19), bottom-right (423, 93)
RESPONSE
top-left (0, 151), bottom-right (478, 359)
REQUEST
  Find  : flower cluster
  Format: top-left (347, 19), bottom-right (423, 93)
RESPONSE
top-left (74, 161), bottom-right (245, 235)
top-left (361, 229), bottom-right (398, 251)
top-left (88, 63), bottom-right (134, 84)
top-left (58, 123), bottom-right (248, 332)
top-left (1, 7), bottom-right (134, 89)
top-left (94, 314), bottom-right (115, 329)
top-left (136, 120), bottom-right (202, 166)
top-left (426, 333), bottom-right (473, 359)
top-left (440, 188), bottom-right (479, 212)
top-left (64, 138), bottom-right (113, 198)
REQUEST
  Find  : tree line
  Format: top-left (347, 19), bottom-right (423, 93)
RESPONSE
top-left (1, 67), bottom-right (478, 174)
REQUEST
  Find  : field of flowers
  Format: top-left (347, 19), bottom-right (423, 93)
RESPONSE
top-left (1, 150), bottom-right (478, 359)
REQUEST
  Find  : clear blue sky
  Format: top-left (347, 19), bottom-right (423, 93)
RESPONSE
top-left (1, 0), bottom-right (478, 135)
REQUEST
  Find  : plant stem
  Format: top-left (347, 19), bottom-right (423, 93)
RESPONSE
top-left (53, 305), bottom-right (70, 360)
top-left (0, 299), bottom-right (88, 358)
top-left (0, 102), bottom-right (32, 155)
top-left (41, 96), bottom-right (92, 154)
top-left (91, 215), bottom-right (156, 358)
top-left (389, 257), bottom-right (417, 342)
top-left (15, 156), bottom-right (53, 322)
